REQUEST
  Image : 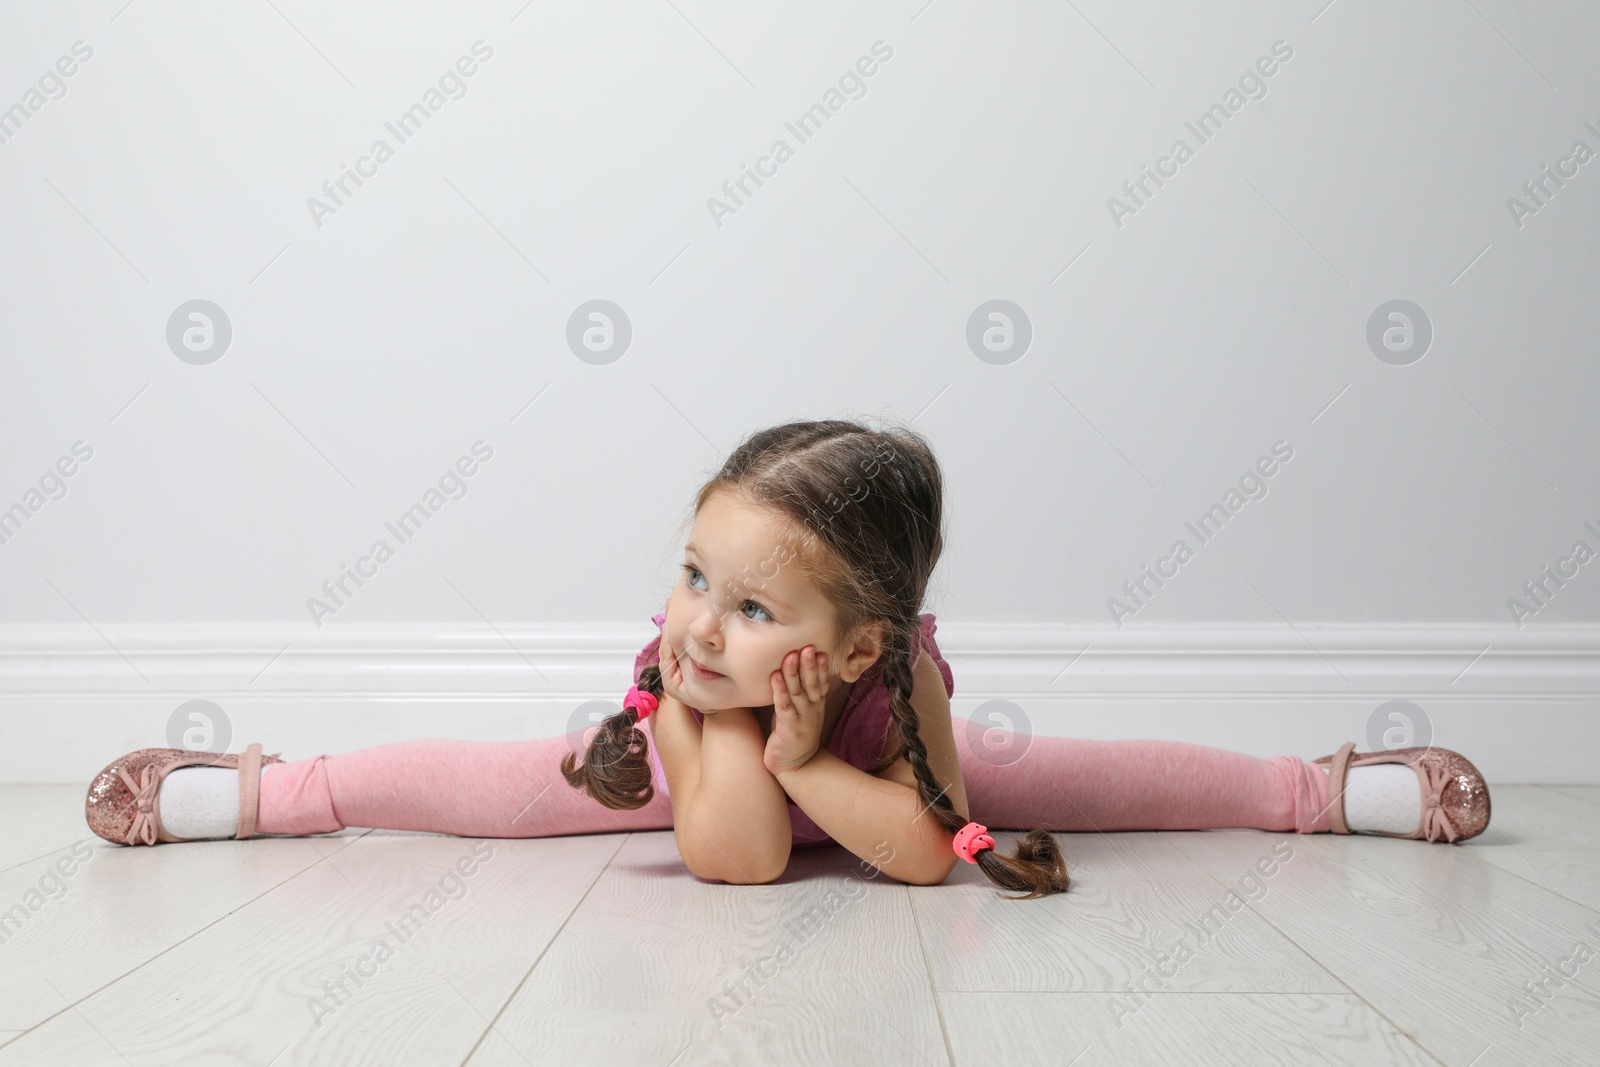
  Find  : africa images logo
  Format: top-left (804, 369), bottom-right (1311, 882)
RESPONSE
top-left (305, 41), bottom-right (494, 228)
top-left (705, 40), bottom-right (894, 228)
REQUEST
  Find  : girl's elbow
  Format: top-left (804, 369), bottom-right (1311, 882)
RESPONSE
top-left (719, 864), bottom-right (786, 885)
top-left (686, 846), bottom-right (789, 885)
top-left (898, 852), bottom-right (959, 887)
top-left (699, 860), bottom-right (788, 885)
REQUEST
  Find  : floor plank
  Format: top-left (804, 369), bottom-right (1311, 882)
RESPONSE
top-left (943, 992), bottom-right (1438, 1066)
top-left (0, 786), bottom-right (97, 873)
top-left (913, 831), bottom-right (1344, 994)
top-left (0, 832), bottom-right (621, 1066)
top-left (0, 829), bottom-right (369, 1030)
top-left (1475, 786), bottom-right (1600, 852)
top-left (469, 857), bottom-right (947, 1066)
top-left (1546, 785), bottom-right (1600, 811)
top-left (1168, 830), bottom-right (1600, 1067)
top-left (1474, 847), bottom-right (1600, 915)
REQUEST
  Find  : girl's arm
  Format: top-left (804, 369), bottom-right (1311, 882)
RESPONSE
top-left (773, 652), bottom-right (966, 886)
top-left (650, 697), bottom-right (792, 884)
top-left (690, 709), bottom-right (792, 882)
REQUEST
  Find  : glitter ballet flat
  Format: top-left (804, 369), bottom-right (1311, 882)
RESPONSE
top-left (1313, 742), bottom-right (1491, 843)
top-left (84, 743), bottom-right (284, 846)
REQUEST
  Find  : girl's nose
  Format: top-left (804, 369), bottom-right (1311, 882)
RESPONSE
top-left (688, 603), bottom-right (723, 649)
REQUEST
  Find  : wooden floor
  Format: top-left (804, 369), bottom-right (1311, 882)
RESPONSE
top-left (1, 785), bottom-right (1597, 1066)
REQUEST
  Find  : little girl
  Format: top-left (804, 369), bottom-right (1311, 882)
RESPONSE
top-left (85, 418), bottom-right (1491, 899)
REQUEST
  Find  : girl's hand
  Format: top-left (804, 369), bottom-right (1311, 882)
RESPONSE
top-left (655, 598), bottom-right (691, 706)
top-left (764, 645), bottom-right (829, 775)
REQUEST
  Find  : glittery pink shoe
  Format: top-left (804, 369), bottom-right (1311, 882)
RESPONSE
top-left (84, 743), bottom-right (284, 846)
top-left (1312, 742), bottom-right (1491, 843)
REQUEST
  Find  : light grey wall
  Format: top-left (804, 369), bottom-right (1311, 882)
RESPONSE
top-left (2, 0), bottom-right (1596, 637)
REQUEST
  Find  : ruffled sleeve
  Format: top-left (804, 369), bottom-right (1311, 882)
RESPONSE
top-left (916, 612), bottom-right (954, 699)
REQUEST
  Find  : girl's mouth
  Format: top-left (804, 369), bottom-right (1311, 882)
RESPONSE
top-left (689, 656), bottom-right (724, 680)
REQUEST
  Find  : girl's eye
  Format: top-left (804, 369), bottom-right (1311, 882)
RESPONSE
top-left (681, 563), bottom-right (773, 623)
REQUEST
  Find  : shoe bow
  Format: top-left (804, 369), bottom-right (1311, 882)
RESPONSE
top-left (116, 765), bottom-right (160, 846)
top-left (1419, 762), bottom-right (1459, 843)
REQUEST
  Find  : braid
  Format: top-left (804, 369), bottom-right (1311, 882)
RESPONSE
top-left (558, 660), bottom-right (665, 810)
top-left (878, 619), bottom-right (1070, 900)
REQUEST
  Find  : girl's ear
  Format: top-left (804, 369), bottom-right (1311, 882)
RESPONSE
top-left (835, 620), bottom-right (888, 683)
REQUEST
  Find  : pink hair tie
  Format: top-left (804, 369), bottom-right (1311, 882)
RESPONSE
top-left (623, 684), bottom-right (659, 721)
top-left (952, 821), bottom-right (993, 863)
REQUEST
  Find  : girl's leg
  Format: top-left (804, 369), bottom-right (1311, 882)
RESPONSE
top-left (956, 720), bottom-right (1332, 834)
top-left (256, 735), bottom-right (675, 838)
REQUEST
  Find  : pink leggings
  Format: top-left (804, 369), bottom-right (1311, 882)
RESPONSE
top-left (255, 720), bottom-right (1334, 840)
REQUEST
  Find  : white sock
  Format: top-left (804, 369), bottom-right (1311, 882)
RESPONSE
top-left (1323, 763), bottom-right (1421, 834)
top-left (160, 764), bottom-right (279, 840)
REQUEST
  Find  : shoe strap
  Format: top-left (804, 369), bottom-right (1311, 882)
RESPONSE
top-left (236, 742), bottom-right (264, 840)
top-left (1325, 742), bottom-right (1356, 834)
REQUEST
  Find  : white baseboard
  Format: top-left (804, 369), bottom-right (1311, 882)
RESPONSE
top-left (2, 621), bottom-right (1596, 783)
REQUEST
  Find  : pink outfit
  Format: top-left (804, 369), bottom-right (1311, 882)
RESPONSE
top-left (255, 615), bottom-right (1334, 844)
top-left (639, 611), bottom-right (953, 845)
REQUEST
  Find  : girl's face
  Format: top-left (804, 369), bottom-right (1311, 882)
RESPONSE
top-left (662, 491), bottom-right (849, 712)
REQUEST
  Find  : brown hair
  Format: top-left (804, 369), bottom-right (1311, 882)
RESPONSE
top-left (560, 418), bottom-right (1069, 899)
